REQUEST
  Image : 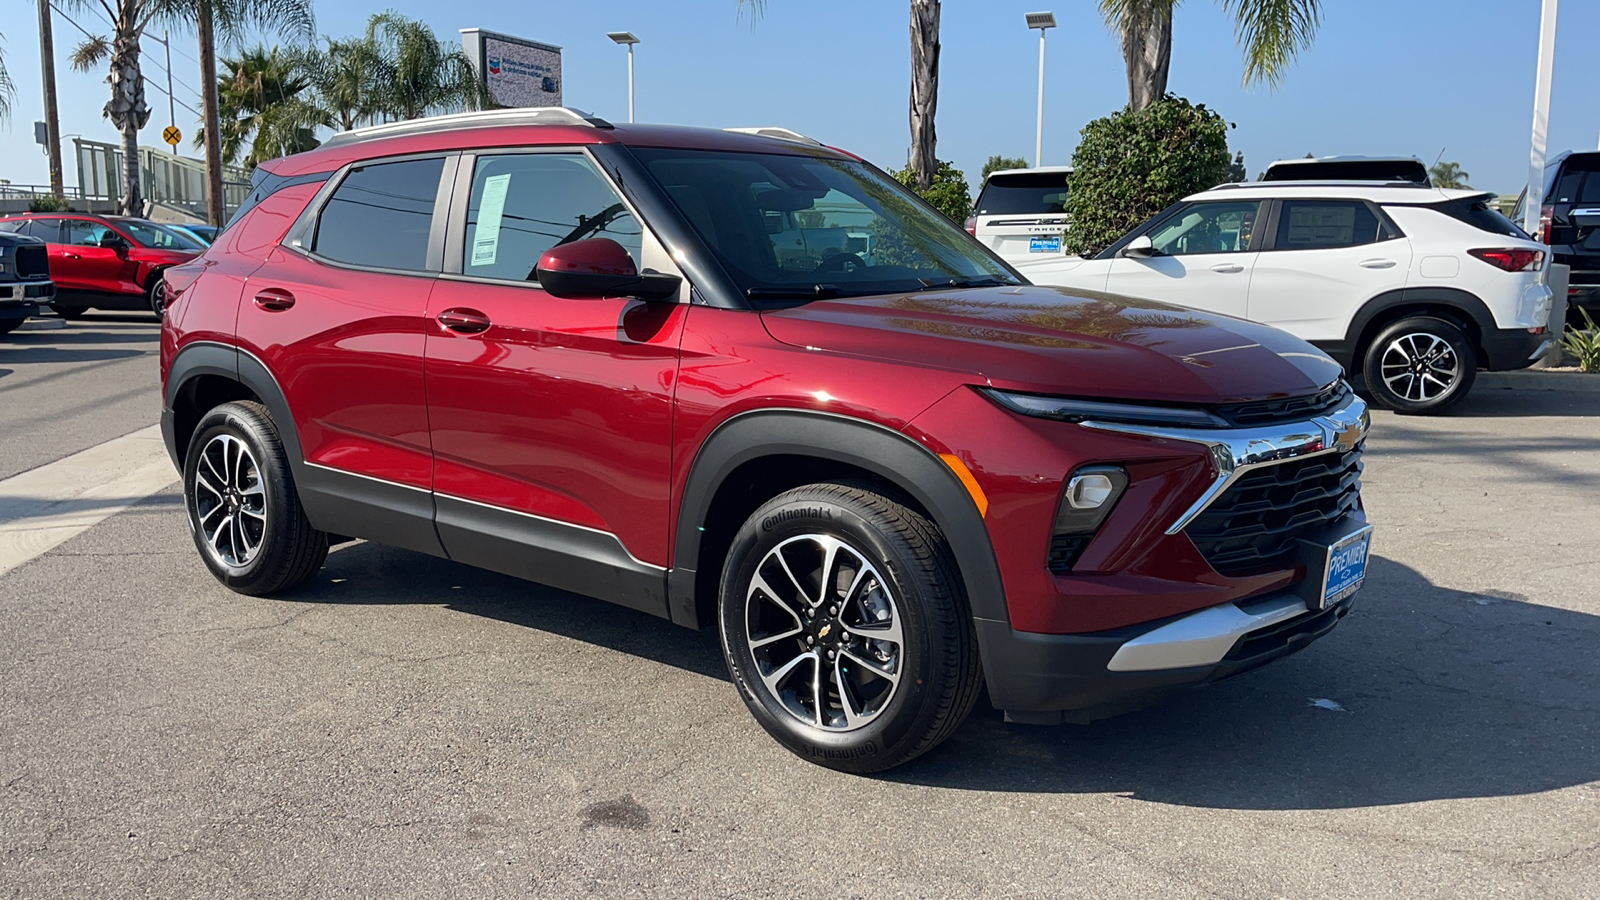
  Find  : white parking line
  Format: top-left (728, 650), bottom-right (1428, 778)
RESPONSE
top-left (0, 425), bottom-right (179, 577)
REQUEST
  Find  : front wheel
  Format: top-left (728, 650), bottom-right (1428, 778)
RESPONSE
top-left (146, 274), bottom-right (168, 320)
top-left (1361, 316), bottom-right (1477, 415)
top-left (184, 401), bottom-right (328, 595)
top-left (718, 482), bottom-right (981, 773)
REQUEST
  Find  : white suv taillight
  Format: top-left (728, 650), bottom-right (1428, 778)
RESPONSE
top-left (1467, 248), bottom-right (1544, 272)
top-left (963, 216), bottom-right (977, 237)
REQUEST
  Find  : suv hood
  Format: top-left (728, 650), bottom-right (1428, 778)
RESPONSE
top-left (760, 285), bottom-right (1343, 405)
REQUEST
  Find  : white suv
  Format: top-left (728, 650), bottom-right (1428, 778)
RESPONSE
top-left (966, 166), bottom-right (1073, 264)
top-left (1019, 181), bottom-right (1554, 414)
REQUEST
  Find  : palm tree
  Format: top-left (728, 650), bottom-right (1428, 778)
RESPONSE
top-left (195, 0), bottom-right (314, 225)
top-left (1098, 0), bottom-right (1324, 112)
top-left (1429, 161), bottom-right (1470, 190)
top-left (201, 45), bottom-right (325, 168)
top-left (0, 40), bottom-right (15, 125)
top-left (364, 12), bottom-right (483, 122)
top-left (303, 35), bottom-right (385, 131)
top-left (739, 0), bottom-right (943, 191)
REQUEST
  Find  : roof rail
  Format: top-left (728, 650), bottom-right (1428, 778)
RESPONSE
top-left (1208, 179), bottom-right (1432, 190)
top-left (723, 126), bottom-right (825, 147)
top-left (322, 107), bottom-right (614, 147)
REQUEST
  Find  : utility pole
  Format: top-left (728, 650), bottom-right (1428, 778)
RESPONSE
top-left (1523, 0), bottom-right (1558, 236)
top-left (37, 0), bottom-right (65, 200)
top-left (164, 30), bottom-right (176, 155)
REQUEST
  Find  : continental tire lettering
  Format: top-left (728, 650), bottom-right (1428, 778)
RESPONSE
top-left (761, 506), bottom-right (831, 532)
top-left (805, 741), bottom-right (878, 760)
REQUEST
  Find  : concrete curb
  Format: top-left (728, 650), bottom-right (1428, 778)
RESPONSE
top-left (1477, 370), bottom-right (1600, 392)
top-left (16, 317), bottom-right (65, 331)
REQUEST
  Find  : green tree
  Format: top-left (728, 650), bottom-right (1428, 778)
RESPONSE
top-left (891, 159), bottom-right (971, 222)
top-left (1227, 151), bottom-right (1246, 183)
top-left (0, 41), bottom-right (14, 124)
top-left (200, 45), bottom-right (326, 168)
top-left (364, 12), bottom-right (484, 122)
top-left (981, 155), bottom-right (1030, 183)
top-left (1098, 0), bottom-right (1324, 112)
top-left (1064, 95), bottom-right (1230, 257)
top-left (741, 1), bottom-right (944, 191)
top-left (1429, 160), bottom-right (1470, 190)
top-left (304, 35), bottom-right (386, 130)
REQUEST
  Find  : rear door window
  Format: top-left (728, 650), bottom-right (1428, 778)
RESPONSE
top-left (460, 152), bottom-right (642, 283)
top-left (974, 172), bottom-right (1071, 216)
top-left (313, 157), bottom-right (445, 272)
top-left (1273, 200), bottom-right (1383, 249)
top-left (1552, 159), bottom-right (1600, 205)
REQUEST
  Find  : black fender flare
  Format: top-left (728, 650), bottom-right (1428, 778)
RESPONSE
top-left (1332, 287), bottom-right (1494, 367)
top-left (668, 409), bottom-right (1009, 630)
top-left (163, 341), bottom-right (307, 472)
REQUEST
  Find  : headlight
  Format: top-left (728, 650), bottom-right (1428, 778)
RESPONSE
top-left (980, 388), bottom-right (1227, 429)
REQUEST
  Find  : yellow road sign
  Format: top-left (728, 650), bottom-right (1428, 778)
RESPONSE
top-left (163, 126), bottom-right (182, 146)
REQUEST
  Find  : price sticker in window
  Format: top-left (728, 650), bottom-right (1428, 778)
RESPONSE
top-left (471, 173), bottom-right (512, 267)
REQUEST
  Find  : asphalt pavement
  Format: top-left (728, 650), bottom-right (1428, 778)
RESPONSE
top-left (2, 312), bottom-right (1597, 898)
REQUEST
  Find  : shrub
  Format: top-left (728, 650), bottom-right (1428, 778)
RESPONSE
top-left (1064, 95), bottom-right (1231, 258)
top-left (28, 195), bottom-right (70, 213)
top-left (981, 154), bottom-right (1029, 183)
top-left (1563, 308), bottom-right (1600, 373)
top-left (891, 160), bottom-right (972, 223)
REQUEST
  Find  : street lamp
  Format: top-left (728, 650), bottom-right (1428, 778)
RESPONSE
top-left (1025, 12), bottom-right (1056, 168)
top-left (607, 31), bottom-right (640, 123)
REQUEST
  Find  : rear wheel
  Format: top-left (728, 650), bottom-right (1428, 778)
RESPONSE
top-left (1361, 316), bottom-right (1477, 415)
top-left (718, 482), bottom-right (981, 773)
top-left (184, 401), bottom-right (327, 595)
top-left (146, 274), bottom-right (168, 320)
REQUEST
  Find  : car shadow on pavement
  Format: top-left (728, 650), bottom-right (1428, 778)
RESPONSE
top-left (1404, 387), bottom-right (1600, 419)
top-left (893, 553), bottom-right (1600, 809)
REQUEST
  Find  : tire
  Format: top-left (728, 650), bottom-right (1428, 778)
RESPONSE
top-left (54, 306), bottom-right (87, 320)
top-left (718, 481), bottom-right (982, 773)
top-left (146, 274), bottom-right (167, 320)
top-left (1361, 316), bottom-right (1477, 415)
top-left (183, 400), bottom-right (328, 595)
top-left (0, 318), bottom-right (20, 335)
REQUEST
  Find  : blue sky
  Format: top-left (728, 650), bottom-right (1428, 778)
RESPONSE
top-left (3, 0), bottom-right (1597, 196)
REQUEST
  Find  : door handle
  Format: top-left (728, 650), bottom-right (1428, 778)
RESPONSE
top-left (63, 253), bottom-right (81, 259)
top-left (437, 308), bottom-right (492, 334)
top-left (1360, 258), bottom-right (1397, 269)
top-left (1209, 263), bottom-right (1244, 273)
top-left (252, 288), bottom-right (296, 311)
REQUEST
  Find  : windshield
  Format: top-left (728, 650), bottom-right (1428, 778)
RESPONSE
top-left (112, 219), bottom-right (206, 251)
top-left (974, 172), bottom-right (1071, 216)
top-left (632, 148), bottom-right (1018, 304)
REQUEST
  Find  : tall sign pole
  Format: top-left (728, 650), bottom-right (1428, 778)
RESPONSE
top-left (1523, 0), bottom-right (1558, 236)
top-left (37, 0), bottom-right (65, 200)
top-left (1025, 13), bottom-right (1057, 169)
top-left (165, 30), bottom-right (177, 155)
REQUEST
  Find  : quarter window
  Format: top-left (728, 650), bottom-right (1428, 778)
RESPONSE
top-left (1147, 202), bottom-right (1260, 256)
top-left (1274, 200), bottom-right (1382, 250)
top-left (462, 153), bottom-right (643, 283)
top-left (314, 157), bottom-right (444, 272)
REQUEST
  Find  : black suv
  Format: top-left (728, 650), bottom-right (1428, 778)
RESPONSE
top-left (1515, 150), bottom-right (1600, 325)
top-left (0, 232), bottom-right (54, 335)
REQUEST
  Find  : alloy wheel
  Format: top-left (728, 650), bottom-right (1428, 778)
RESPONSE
top-left (192, 434), bottom-right (267, 567)
top-left (1379, 332), bottom-right (1460, 403)
top-left (744, 533), bottom-right (905, 731)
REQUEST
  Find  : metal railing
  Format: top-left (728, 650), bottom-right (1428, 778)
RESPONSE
top-left (73, 138), bottom-right (250, 218)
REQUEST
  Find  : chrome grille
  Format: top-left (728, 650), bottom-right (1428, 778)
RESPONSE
top-left (1186, 444), bottom-right (1363, 576)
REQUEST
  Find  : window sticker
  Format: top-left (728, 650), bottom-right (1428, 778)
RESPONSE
top-left (471, 173), bottom-right (512, 267)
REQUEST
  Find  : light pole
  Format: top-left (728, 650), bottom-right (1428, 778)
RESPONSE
top-left (1025, 12), bottom-right (1056, 168)
top-left (607, 32), bottom-right (640, 123)
top-left (1523, 0), bottom-right (1557, 236)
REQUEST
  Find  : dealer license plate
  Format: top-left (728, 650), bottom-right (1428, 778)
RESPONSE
top-left (1318, 526), bottom-right (1372, 609)
top-left (10, 285), bottom-right (23, 301)
top-left (1028, 236), bottom-right (1062, 254)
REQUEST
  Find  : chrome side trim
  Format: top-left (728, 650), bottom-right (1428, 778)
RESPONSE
top-left (1106, 595), bottom-right (1307, 672)
top-left (1081, 391), bottom-right (1369, 535)
top-left (435, 491), bottom-right (668, 572)
top-left (303, 460), bottom-right (432, 494)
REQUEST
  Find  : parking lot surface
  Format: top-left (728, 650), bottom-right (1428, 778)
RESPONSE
top-left (2, 314), bottom-right (1597, 898)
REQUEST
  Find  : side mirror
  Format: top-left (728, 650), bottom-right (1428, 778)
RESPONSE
top-left (100, 234), bottom-right (131, 251)
top-left (1121, 235), bottom-right (1155, 259)
top-left (535, 237), bottom-right (682, 302)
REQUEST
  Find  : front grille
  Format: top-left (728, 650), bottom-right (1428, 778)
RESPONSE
top-left (1211, 381), bottom-right (1351, 428)
top-left (14, 245), bottom-right (49, 279)
top-left (1186, 444), bottom-right (1363, 576)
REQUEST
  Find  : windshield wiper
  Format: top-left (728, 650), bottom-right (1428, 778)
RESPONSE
top-left (912, 277), bottom-right (1018, 291)
top-left (746, 284), bottom-right (845, 301)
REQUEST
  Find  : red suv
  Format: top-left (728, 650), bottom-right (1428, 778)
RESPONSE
top-left (159, 109), bottom-right (1372, 772)
top-left (0, 213), bottom-right (203, 318)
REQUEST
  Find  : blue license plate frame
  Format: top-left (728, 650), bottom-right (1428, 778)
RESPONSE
top-left (1318, 525), bottom-right (1372, 609)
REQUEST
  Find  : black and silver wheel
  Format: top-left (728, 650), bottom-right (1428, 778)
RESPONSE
top-left (1361, 316), bottom-right (1477, 415)
top-left (719, 482), bottom-right (981, 773)
top-left (184, 401), bottom-right (327, 595)
top-left (147, 274), bottom-right (168, 319)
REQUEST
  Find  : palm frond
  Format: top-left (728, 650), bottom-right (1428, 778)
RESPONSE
top-left (0, 45), bottom-right (14, 124)
top-left (1221, 0), bottom-right (1322, 87)
top-left (736, 0), bottom-right (766, 23)
top-left (70, 36), bottom-right (112, 73)
top-left (1096, 0), bottom-right (1180, 29)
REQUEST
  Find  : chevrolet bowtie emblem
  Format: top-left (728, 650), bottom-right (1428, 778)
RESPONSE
top-left (817, 624), bottom-right (832, 639)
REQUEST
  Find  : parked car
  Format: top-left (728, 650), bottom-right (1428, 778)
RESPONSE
top-left (0, 213), bottom-right (203, 318)
top-left (0, 231), bottom-right (55, 335)
top-left (169, 223), bottom-right (219, 246)
top-left (1512, 149), bottom-right (1600, 327)
top-left (965, 165), bottom-right (1073, 264)
top-left (1022, 181), bottom-right (1552, 414)
top-left (1261, 155), bottom-right (1431, 185)
top-left (160, 108), bottom-right (1373, 772)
